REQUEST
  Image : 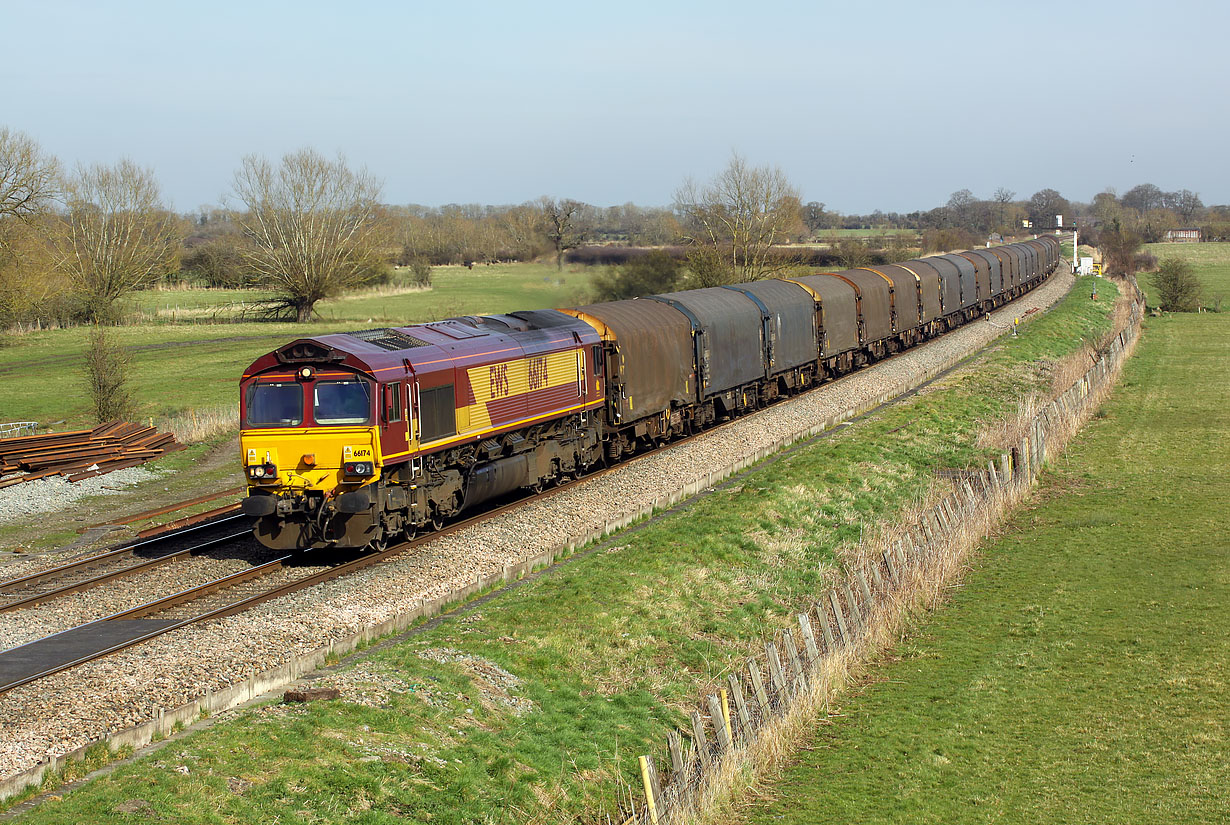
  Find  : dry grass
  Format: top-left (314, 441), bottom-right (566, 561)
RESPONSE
top-left (156, 403), bottom-right (237, 443)
top-left (328, 282), bottom-right (433, 302)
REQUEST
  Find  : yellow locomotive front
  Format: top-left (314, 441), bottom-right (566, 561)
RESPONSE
top-left (240, 344), bottom-right (387, 550)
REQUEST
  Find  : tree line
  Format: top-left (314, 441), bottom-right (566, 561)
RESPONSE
top-left (3, 122), bottom-right (1225, 327)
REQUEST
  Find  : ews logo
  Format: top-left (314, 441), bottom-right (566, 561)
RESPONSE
top-left (489, 363), bottom-right (510, 398)
top-left (527, 357), bottom-right (548, 391)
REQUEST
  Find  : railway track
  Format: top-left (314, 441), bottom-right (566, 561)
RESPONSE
top-left (0, 515), bottom-right (251, 614)
top-left (0, 470), bottom-right (616, 694)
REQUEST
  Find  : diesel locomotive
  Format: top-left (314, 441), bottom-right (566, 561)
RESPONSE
top-left (239, 236), bottom-right (1061, 550)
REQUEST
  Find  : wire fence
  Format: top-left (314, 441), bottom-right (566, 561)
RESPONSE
top-left (608, 286), bottom-right (1144, 825)
top-left (0, 422), bottom-right (37, 440)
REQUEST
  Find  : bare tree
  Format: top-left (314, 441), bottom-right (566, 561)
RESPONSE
top-left (0, 127), bottom-right (61, 313)
top-left (231, 149), bottom-right (385, 322)
top-left (992, 187), bottom-right (1015, 230)
top-left (1027, 188), bottom-right (1070, 229)
top-left (499, 204), bottom-right (547, 259)
top-left (1169, 189), bottom-right (1204, 223)
top-left (53, 159), bottom-right (180, 323)
top-left (801, 201), bottom-right (828, 236)
top-left (1100, 218), bottom-right (1143, 277)
top-left (1090, 189), bottom-right (1120, 223)
top-left (947, 189), bottom-right (977, 229)
top-left (0, 127), bottom-right (60, 224)
top-left (538, 197), bottom-right (586, 270)
top-left (1121, 183), bottom-right (1164, 213)
top-left (674, 153), bottom-right (802, 284)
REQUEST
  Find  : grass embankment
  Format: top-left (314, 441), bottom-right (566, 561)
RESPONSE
top-left (2, 274), bottom-right (1120, 823)
top-left (0, 263), bottom-right (594, 430)
top-left (739, 251), bottom-right (1229, 823)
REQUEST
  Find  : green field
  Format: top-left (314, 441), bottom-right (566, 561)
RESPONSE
top-left (3, 274), bottom-right (1123, 823)
top-left (739, 248), bottom-right (1230, 823)
top-left (0, 263), bottom-right (595, 429)
top-left (1144, 242), bottom-right (1230, 308)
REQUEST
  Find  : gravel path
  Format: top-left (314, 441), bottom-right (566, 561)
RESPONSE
top-left (0, 270), bottom-right (1075, 781)
top-left (0, 467), bottom-right (165, 524)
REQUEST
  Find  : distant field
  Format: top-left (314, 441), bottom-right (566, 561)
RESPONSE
top-left (1143, 241), bottom-right (1230, 306)
top-left (127, 262), bottom-right (595, 323)
top-left (739, 256), bottom-right (1229, 823)
top-left (0, 263), bottom-right (597, 429)
top-left (821, 228), bottom-right (917, 238)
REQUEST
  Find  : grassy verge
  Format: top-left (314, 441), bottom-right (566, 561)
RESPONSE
top-left (738, 257), bottom-right (1228, 823)
top-left (3, 275), bottom-right (1119, 823)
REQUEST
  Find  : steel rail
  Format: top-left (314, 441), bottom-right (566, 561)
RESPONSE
top-left (0, 514), bottom-right (249, 596)
top-left (0, 471), bottom-right (616, 693)
top-left (0, 528), bottom-right (253, 614)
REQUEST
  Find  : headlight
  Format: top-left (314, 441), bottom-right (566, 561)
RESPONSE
top-left (343, 461), bottom-right (375, 477)
top-left (249, 463), bottom-right (277, 480)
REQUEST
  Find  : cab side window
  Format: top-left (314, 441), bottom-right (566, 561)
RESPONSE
top-left (386, 382), bottom-right (403, 423)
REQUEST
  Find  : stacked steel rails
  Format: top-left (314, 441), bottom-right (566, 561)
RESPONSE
top-left (0, 422), bottom-right (184, 488)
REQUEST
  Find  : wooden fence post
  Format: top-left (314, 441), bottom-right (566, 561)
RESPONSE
top-left (829, 590), bottom-right (851, 645)
top-left (766, 642), bottom-right (787, 697)
top-left (749, 660), bottom-right (770, 714)
top-left (667, 730), bottom-right (684, 775)
top-left (883, 549), bottom-right (899, 585)
top-left (855, 570), bottom-right (874, 608)
top-left (798, 613), bottom-right (820, 663)
top-left (782, 629), bottom-right (806, 689)
top-left (869, 559), bottom-right (885, 593)
top-left (690, 711), bottom-right (711, 768)
top-left (842, 583), bottom-right (864, 635)
top-left (728, 673), bottom-right (752, 733)
top-left (708, 694), bottom-right (732, 751)
top-left (815, 601), bottom-right (836, 649)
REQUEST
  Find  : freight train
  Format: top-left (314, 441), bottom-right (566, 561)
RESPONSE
top-left (239, 237), bottom-right (1062, 550)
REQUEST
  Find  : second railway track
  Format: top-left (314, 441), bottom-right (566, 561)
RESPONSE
top-left (0, 514), bottom-right (252, 613)
top-left (0, 468), bottom-right (618, 693)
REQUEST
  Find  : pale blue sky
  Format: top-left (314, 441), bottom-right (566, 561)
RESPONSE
top-left (5, 0), bottom-right (1225, 212)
